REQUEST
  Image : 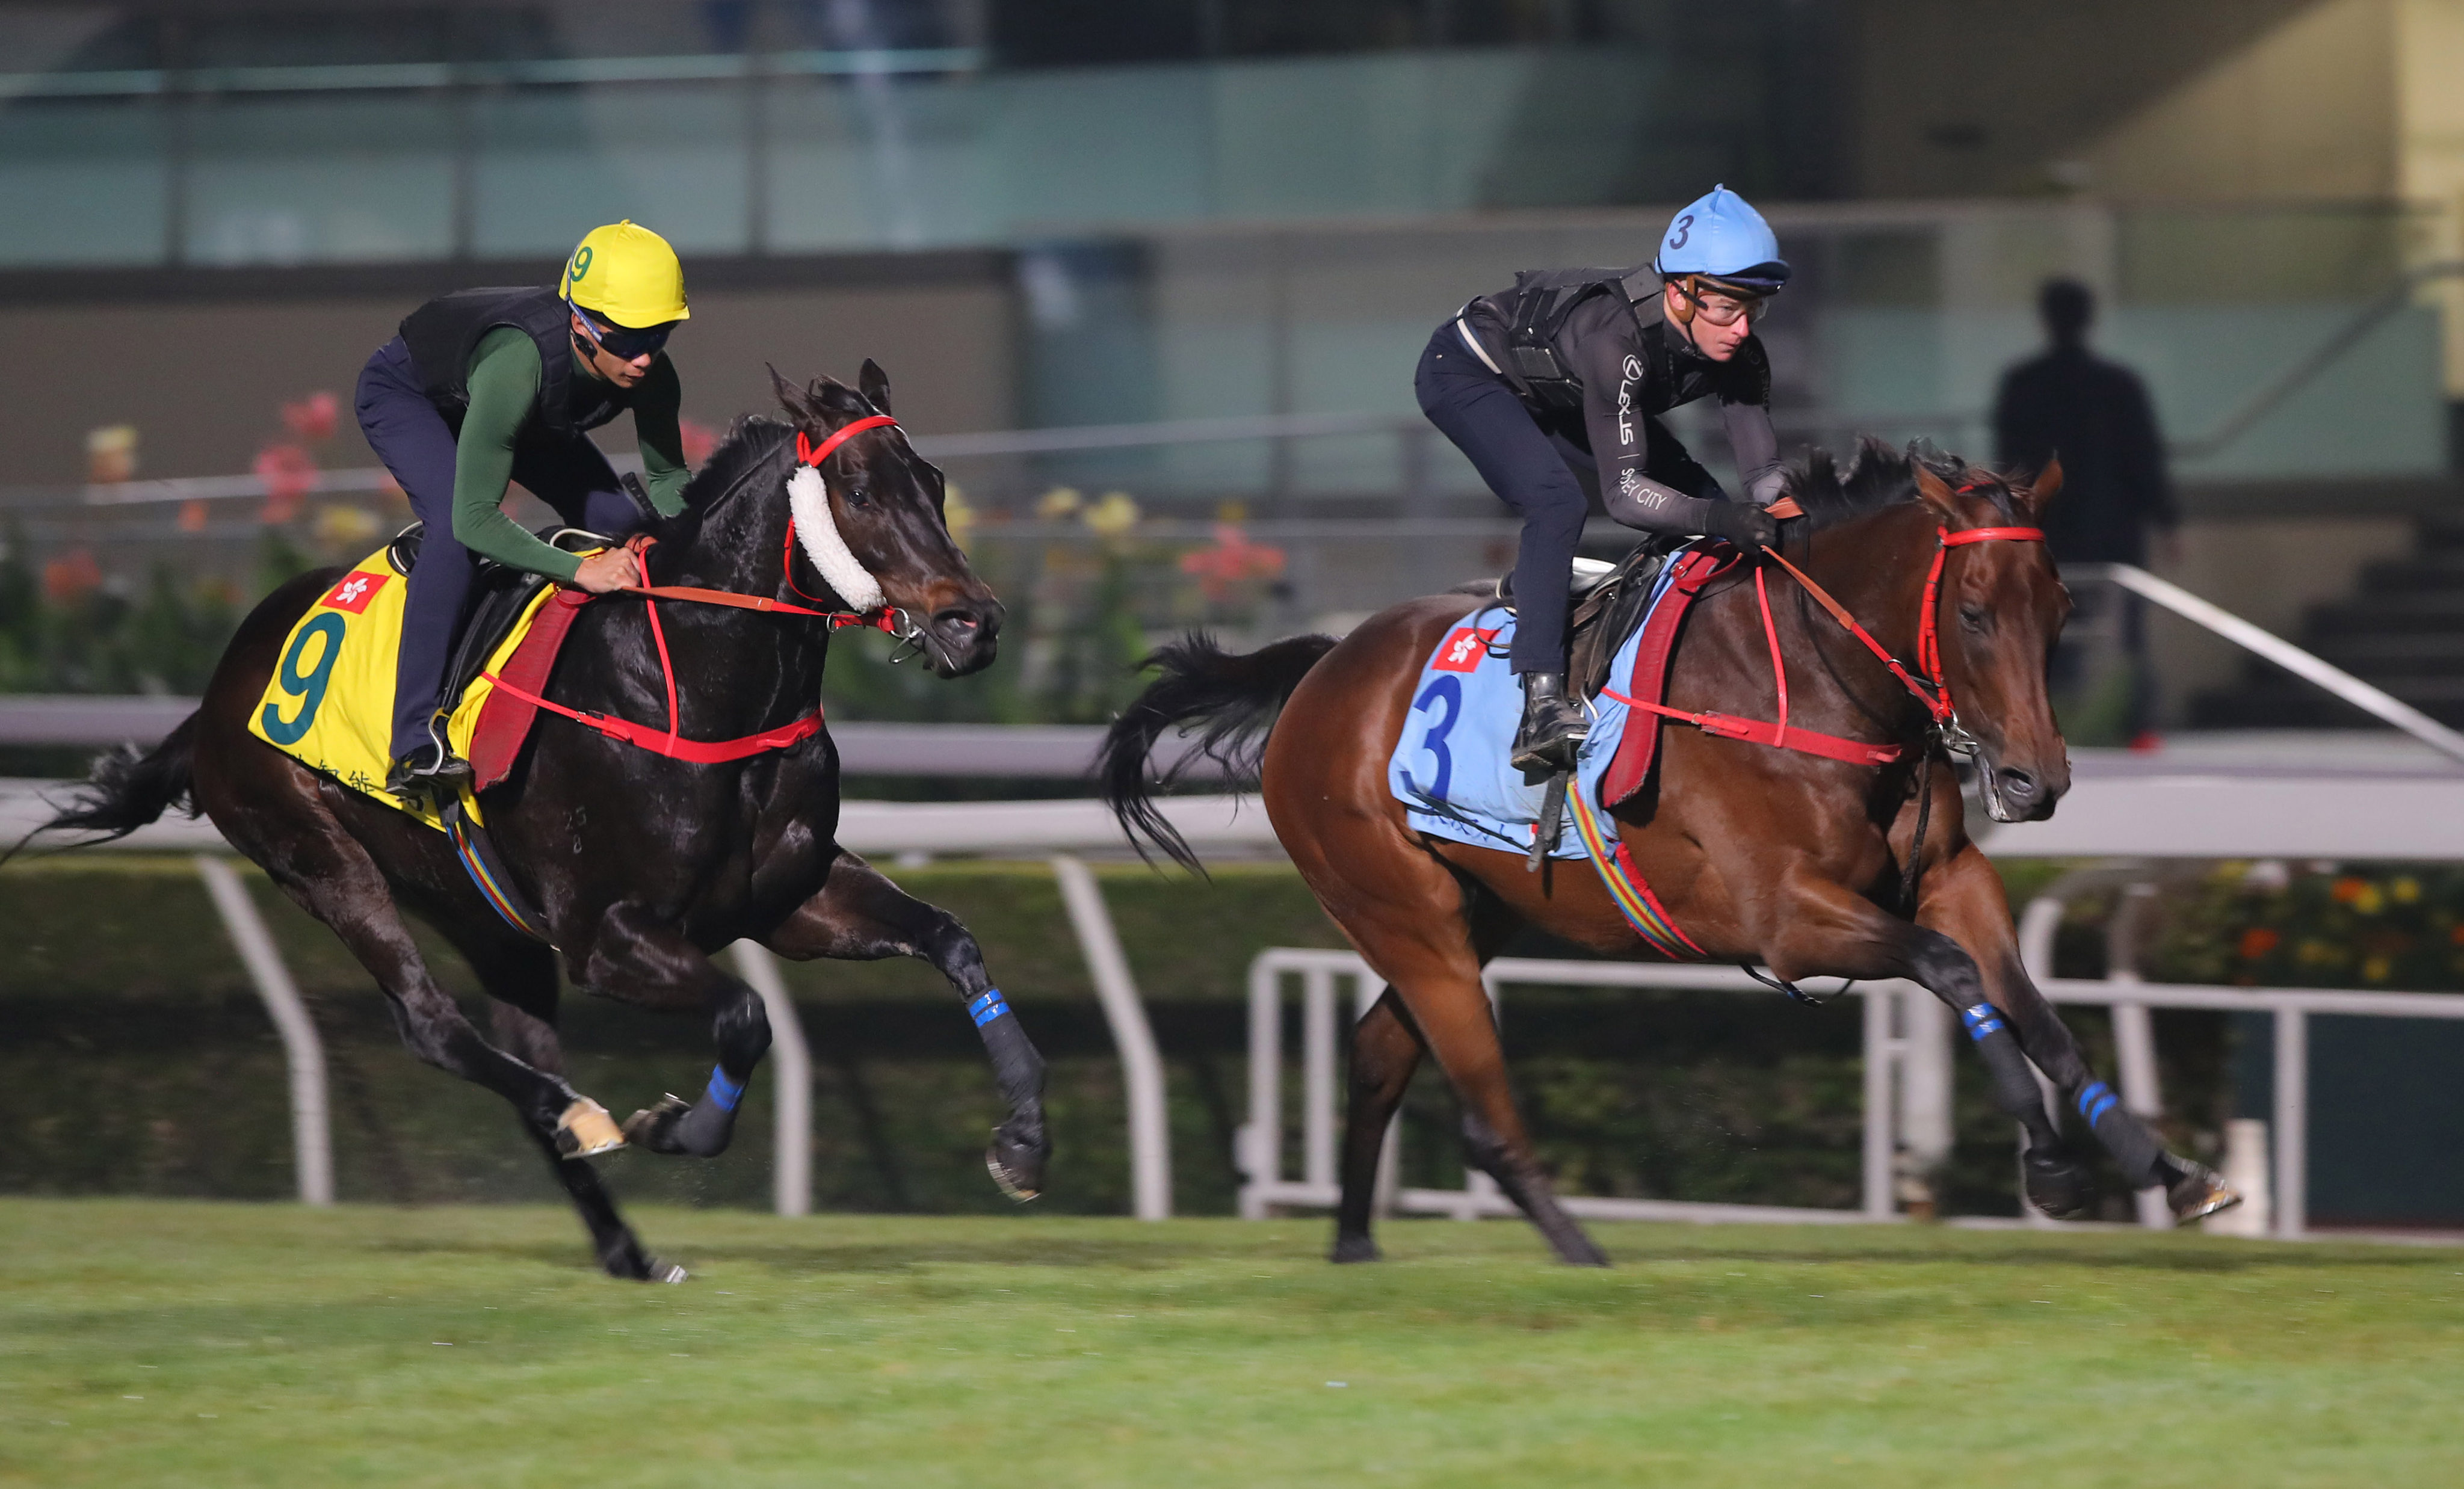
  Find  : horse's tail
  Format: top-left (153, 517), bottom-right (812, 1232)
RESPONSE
top-left (11, 712), bottom-right (203, 860)
top-left (1099, 630), bottom-right (1338, 873)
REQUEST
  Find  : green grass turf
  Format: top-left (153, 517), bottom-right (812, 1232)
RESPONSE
top-left (2, 1203), bottom-right (2460, 1487)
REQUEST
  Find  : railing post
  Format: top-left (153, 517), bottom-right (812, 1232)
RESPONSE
top-left (1240, 955), bottom-right (1282, 1218)
top-left (1051, 855), bottom-right (1172, 1219)
top-left (728, 940), bottom-right (811, 1218)
top-left (2274, 1005), bottom-right (2308, 1238)
top-left (194, 855), bottom-right (332, 1207)
top-left (1861, 986), bottom-right (1894, 1219)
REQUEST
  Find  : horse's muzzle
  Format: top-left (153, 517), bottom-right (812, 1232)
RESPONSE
top-left (923, 599), bottom-right (1002, 677)
top-left (1977, 756), bottom-right (2065, 824)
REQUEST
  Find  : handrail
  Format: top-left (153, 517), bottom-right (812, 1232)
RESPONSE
top-left (2071, 563), bottom-right (2464, 766)
top-left (2167, 260), bottom-right (2464, 460)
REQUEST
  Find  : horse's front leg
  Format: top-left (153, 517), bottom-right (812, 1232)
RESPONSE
top-left (1747, 856), bottom-right (2079, 1213)
top-left (1920, 845), bottom-right (2239, 1223)
top-left (569, 904), bottom-right (773, 1158)
top-left (768, 848), bottom-right (1050, 1201)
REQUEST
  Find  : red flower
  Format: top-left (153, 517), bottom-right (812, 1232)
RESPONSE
top-left (42, 548), bottom-right (101, 605)
top-left (255, 442), bottom-right (318, 523)
top-left (2238, 926), bottom-right (2280, 960)
top-left (679, 418), bottom-right (720, 469)
top-left (1178, 523), bottom-right (1286, 601)
top-left (2330, 877), bottom-right (2368, 904)
top-left (280, 391), bottom-right (338, 443)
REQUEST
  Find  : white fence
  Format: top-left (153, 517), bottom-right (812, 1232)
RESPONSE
top-left (1241, 946), bottom-right (2464, 1240)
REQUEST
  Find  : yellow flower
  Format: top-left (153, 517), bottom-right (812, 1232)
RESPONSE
top-left (313, 503), bottom-right (381, 546)
top-left (2392, 877), bottom-right (2421, 904)
top-left (1035, 487), bottom-right (1082, 519)
top-left (2354, 884), bottom-right (2385, 915)
top-left (943, 484), bottom-right (976, 550)
top-left (2362, 954), bottom-right (2392, 982)
top-left (1083, 491), bottom-right (1140, 538)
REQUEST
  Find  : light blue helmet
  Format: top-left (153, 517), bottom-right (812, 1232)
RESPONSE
top-left (1652, 184), bottom-right (1791, 293)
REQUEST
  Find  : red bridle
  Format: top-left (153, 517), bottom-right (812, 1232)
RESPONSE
top-left (479, 413), bottom-right (915, 762)
top-left (1761, 522), bottom-right (2046, 733)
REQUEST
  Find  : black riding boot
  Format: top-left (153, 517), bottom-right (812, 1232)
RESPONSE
top-left (1510, 671), bottom-right (1587, 777)
top-left (385, 727), bottom-right (475, 804)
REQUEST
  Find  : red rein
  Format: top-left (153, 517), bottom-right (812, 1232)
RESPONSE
top-left (480, 415), bottom-right (906, 764)
top-left (1608, 523), bottom-right (2045, 768)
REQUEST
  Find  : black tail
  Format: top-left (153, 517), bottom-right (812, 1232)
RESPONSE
top-left (13, 712), bottom-right (203, 859)
top-left (1099, 631), bottom-right (1337, 873)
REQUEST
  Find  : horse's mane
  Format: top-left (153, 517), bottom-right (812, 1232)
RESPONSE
top-left (681, 415), bottom-right (792, 508)
top-left (678, 380), bottom-right (889, 510)
top-left (1782, 437), bottom-right (2013, 532)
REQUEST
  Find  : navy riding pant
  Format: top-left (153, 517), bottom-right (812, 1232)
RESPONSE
top-left (1413, 323), bottom-right (1717, 674)
top-left (354, 336), bottom-right (641, 763)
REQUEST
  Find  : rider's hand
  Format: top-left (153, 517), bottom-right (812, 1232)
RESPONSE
top-left (571, 549), bottom-right (641, 594)
top-left (1703, 502), bottom-right (1780, 552)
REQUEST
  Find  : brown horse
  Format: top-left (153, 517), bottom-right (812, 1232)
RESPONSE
top-left (1104, 443), bottom-right (2236, 1264)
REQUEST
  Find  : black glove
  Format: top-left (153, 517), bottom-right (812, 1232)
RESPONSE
top-left (1702, 501), bottom-right (1780, 552)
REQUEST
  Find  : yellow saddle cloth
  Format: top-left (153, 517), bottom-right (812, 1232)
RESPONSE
top-left (246, 544), bottom-right (560, 830)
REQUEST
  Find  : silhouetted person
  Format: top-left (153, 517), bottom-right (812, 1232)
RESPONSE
top-left (1995, 279), bottom-right (2177, 739)
top-left (1995, 279), bottom-right (2177, 566)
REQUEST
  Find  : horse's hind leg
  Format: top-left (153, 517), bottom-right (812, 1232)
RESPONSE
top-left (230, 807), bottom-right (628, 1164)
top-left (442, 923), bottom-right (679, 1281)
top-left (1921, 847), bottom-right (2236, 1222)
top-left (1330, 989), bottom-right (1424, 1263)
top-left (767, 849), bottom-right (1050, 1201)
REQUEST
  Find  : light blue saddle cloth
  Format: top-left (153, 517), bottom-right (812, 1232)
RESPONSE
top-left (1386, 563), bottom-right (1684, 859)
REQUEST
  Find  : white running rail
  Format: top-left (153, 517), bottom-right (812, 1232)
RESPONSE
top-left (1243, 946), bottom-right (2464, 1241)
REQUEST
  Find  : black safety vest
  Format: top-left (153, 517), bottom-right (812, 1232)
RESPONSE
top-left (1493, 265), bottom-right (1655, 413)
top-left (397, 286), bottom-right (631, 437)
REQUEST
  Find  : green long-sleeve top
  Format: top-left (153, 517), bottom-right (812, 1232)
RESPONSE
top-left (451, 326), bottom-right (692, 582)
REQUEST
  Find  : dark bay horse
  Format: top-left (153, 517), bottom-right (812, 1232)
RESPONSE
top-left (35, 365), bottom-right (1049, 1280)
top-left (1104, 443), bottom-right (2236, 1265)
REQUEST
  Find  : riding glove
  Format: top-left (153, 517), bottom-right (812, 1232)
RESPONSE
top-left (1702, 502), bottom-right (1780, 551)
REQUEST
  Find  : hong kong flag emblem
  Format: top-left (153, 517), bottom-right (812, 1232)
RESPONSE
top-left (1431, 626), bottom-right (1498, 673)
top-left (321, 571), bottom-right (389, 614)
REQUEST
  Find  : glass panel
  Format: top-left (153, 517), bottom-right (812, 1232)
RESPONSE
top-left (472, 84), bottom-right (748, 257)
top-left (0, 99), bottom-right (166, 265)
top-left (183, 95), bottom-right (453, 265)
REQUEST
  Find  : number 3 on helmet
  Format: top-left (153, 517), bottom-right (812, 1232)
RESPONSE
top-left (1652, 185), bottom-right (1792, 297)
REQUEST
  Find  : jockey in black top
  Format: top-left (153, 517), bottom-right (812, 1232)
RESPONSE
top-left (1415, 184), bottom-right (1792, 775)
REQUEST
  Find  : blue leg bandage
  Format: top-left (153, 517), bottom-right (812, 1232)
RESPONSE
top-left (968, 989), bottom-right (1010, 1028)
top-left (2075, 1079), bottom-right (2119, 1126)
top-left (1960, 1002), bottom-right (2005, 1041)
top-left (705, 1065), bottom-right (747, 1112)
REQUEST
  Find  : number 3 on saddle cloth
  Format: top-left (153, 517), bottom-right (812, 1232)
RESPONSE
top-left (1386, 546), bottom-right (1721, 960)
top-left (247, 543), bottom-right (593, 941)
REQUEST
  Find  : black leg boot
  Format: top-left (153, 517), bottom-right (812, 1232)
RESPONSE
top-left (1510, 671), bottom-right (1587, 777)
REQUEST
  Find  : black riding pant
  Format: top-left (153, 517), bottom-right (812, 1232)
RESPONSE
top-left (356, 336), bottom-right (641, 763)
top-left (1413, 324), bottom-right (1713, 674)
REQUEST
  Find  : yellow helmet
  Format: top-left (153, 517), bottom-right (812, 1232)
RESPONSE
top-left (559, 221), bottom-right (690, 328)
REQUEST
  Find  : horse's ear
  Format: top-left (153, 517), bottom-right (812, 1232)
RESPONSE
top-left (858, 359), bottom-right (893, 416)
top-left (2024, 455), bottom-right (2064, 514)
top-left (1912, 464), bottom-right (1962, 522)
top-left (767, 364), bottom-right (813, 422)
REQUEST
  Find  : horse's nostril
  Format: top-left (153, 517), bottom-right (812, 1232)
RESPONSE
top-left (2001, 769), bottom-right (2039, 800)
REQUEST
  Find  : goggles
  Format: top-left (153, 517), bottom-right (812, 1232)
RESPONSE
top-left (1672, 277), bottom-right (1770, 328)
top-left (569, 303), bottom-right (676, 362)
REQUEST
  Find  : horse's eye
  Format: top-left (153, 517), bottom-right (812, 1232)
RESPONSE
top-left (1959, 605), bottom-right (1990, 634)
top-left (843, 484), bottom-right (871, 508)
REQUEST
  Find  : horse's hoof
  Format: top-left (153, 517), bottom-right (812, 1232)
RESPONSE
top-left (622, 1095), bottom-right (693, 1155)
top-left (652, 1261), bottom-right (690, 1284)
top-left (2167, 1162), bottom-right (2243, 1225)
top-left (2023, 1151), bottom-right (2095, 1219)
top-left (1329, 1235), bottom-right (1381, 1265)
top-left (985, 1134), bottom-right (1044, 1203)
top-left (554, 1097), bottom-right (626, 1159)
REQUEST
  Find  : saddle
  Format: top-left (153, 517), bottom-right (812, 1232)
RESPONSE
top-left (388, 520), bottom-right (622, 730)
top-left (1463, 538), bottom-right (1675, 698)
